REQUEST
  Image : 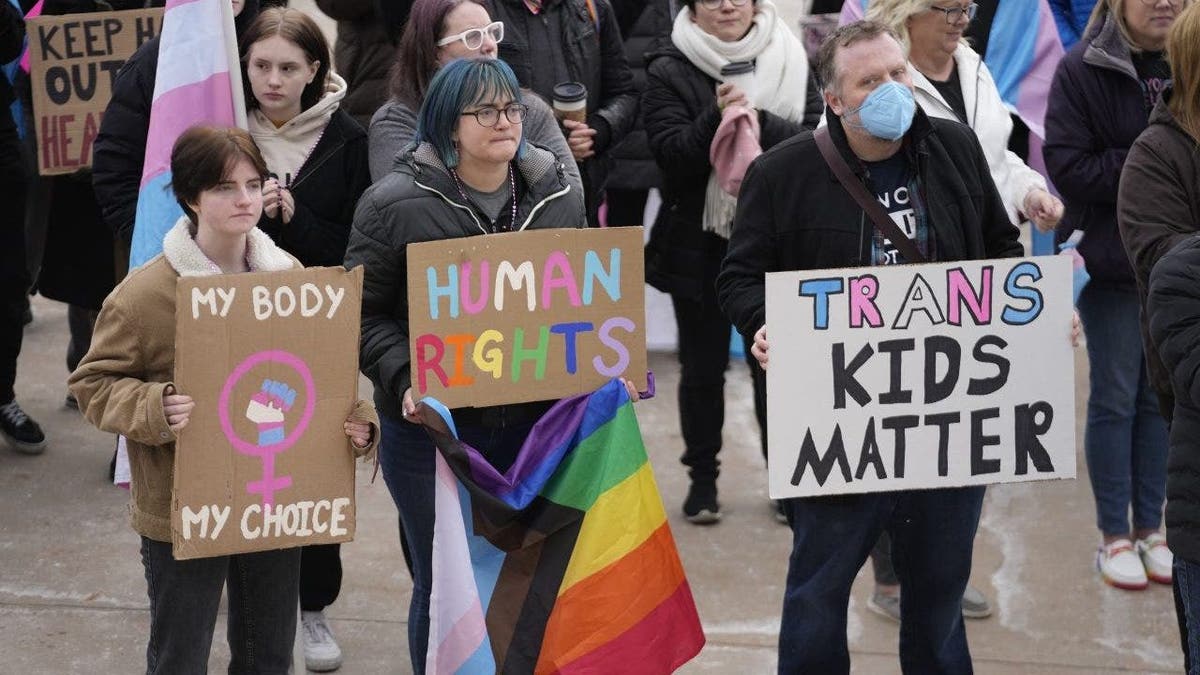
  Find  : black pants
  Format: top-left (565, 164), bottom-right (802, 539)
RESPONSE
top-left (66, 305), bottom-right (98, 373)
top-left (299, 543), bottom-right (341, 612)
top-left (671, 290), bottom-right (767, 483)
top-left (140, 537), bottom-right (299, 675)
top-left (0, 122), bottom-right (28, 406)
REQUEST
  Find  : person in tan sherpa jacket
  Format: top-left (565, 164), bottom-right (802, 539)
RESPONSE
top-left (68, 125), bottom-right (379, 674)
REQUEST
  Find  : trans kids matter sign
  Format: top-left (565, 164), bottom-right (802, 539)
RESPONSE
top-left (406, 227), bottom-right (648, 409)
top-left (171, 266), bottom-right (364, 560)
top-left (765, 256), bottom-right (1076, 499)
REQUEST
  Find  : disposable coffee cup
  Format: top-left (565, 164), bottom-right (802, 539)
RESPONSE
top-left (719, 61), bottom-right (756, 104)
top-left (552, 82), bottom-right (588, 124)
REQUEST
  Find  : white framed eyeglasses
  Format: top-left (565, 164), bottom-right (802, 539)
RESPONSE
top-left (437, 21), bottom-right (504, 50)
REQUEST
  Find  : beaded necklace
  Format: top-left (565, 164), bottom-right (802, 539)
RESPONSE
top-left (450, 162), bottom-right (518, 233)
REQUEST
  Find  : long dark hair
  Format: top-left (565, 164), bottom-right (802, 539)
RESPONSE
top-left (389, 0), bottom-right (487, 109)
top-left (240, 7), bottom-right (332, 113)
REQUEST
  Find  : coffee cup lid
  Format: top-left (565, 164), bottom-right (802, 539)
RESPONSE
top-left (720, 61), bottom-right (755, 76)
top-left (552, 82), bottom-right (587, 103)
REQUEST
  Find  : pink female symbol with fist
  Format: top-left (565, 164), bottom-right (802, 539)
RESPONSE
top-left (218, 350), bottom-right (316, 507)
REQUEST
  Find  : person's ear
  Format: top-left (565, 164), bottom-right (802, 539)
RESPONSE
top-left (307, 60), bottom-right (320, 84)
top-left (824, 88), bottom-right (844, 117)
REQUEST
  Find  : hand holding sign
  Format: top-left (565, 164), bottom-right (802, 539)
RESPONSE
top-left (752, 325), bottom-right (769, 370)
top-left (163, 385), bottom-right (195, 433)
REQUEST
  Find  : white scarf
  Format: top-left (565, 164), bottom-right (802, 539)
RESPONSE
top-left (671, 0), bottom-right (811, 237)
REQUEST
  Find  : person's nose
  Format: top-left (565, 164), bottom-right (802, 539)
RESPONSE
top-left (480, 35), bottom-right (498, 57)
top-left (493, 110), bottom-right (512, 131)
top-left (236, 185), bottom-right (255, 206)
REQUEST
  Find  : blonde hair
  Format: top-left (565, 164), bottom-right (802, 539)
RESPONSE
top-left (1167, 2), bottom-right (1200, 143)
top-left (865, 0), bottom-right (936, 49)
top-left (1081, 0), bottom-right (1192, 53)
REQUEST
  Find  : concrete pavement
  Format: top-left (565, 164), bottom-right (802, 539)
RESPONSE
top-left (0, 295), bottom-right (1183, 674)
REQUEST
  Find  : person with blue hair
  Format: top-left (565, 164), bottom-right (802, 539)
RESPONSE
top-left (346, 56), bottom-right (628, 673)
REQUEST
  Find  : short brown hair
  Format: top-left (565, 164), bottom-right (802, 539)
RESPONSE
top-left (240, 7), bottom-right (332, 112)
top-left (170, 125), bottom-right (268, 230)
top-left (817, 20), bottom-right (901, 94)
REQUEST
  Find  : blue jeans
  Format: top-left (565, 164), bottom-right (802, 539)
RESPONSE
top-left (1077, 283), bottom-right (1169, 536)
top-left (139, 537), bottom-right (300, 675)
top-left (778, 486), bottom-right (985, 674)
top-left (1176, 556), bottom-right (1200, 674)
top-left (377, 412), bottom-right (535, 674)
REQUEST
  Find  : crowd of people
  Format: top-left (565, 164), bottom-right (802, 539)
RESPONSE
top-left (2, 0), bottom-right (1199, 672)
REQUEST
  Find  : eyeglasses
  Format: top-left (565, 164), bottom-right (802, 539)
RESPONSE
top-left (461, 103), bottom-right (528, 127)
top-left (698, 0), bottom-right (751, 10)
top-left (928, 2), bottom-right (977, 23)
top-left (437, 21), bottom-right (504, 49)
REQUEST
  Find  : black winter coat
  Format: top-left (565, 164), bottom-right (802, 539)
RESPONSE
top-left (1044, 14), bottom-right (1155, 285)
top-left (314, 0), bottom-right (393, 129)
top-left (344, 144), bottom-right (584, 419)
top-left (92, 0), bottom-right (261, 246)
top-left (606, 0), bottom-right (670, 193)
top-left (1147, 237), bottom-right (1200, 563)
top-left (643, 39), bottom-right (823, 300)
top-left (486, 0), bottom-right (637, 223)
top-left (1118, 89), bottom-right (1200, 421)
top-left (257, 109), bottom-right (369, 268)
top-left (717, 110), bottom-right (1023, 338)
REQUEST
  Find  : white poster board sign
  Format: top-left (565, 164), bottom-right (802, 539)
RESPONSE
top-left (765, 256), bottom-right (1076, 499)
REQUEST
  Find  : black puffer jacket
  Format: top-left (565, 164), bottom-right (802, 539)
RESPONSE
top-left (486, 0), bottom-right (637, 221)
top-left (257, 108), bottom-right (370, 267)
top-left (606, 0), bottom-right (670, 193)
top-left (717, 110), bottom-right (1022, 338)
top-left (92, 0), bottom-right (261, 245)
top-left (643, 38), bottom-right (823, 299)
top-left (344, 144), bottom-right (584, 418)
top-left (1147, 237), bottom-right (1200, 563)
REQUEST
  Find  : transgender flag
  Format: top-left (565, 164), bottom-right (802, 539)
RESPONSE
top-left (840, 0), bottom-right (1063, 140)
top-left (419, 379), bottom-right (705, 674)
top-left (129, 0), bottom-right (246, 268)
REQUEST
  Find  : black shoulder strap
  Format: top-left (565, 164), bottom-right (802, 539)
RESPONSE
top-left (814, 127), bottom-right (926, 264)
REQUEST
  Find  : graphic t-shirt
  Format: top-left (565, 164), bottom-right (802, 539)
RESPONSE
top-left (1132, 50), bottom-right (1171, 112)
top-left (866, 151), bottom-right (929, 265)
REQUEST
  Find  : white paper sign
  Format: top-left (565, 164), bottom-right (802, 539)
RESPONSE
top-left (765, 256), bottom-right (1076, 499)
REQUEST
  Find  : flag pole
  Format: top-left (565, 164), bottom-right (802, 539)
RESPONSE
top-left (220, 0), bottom-right (247, 129)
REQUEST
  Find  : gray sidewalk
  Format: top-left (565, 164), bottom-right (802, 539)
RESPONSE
top-left (0, 296), bottom-right (1182, 674)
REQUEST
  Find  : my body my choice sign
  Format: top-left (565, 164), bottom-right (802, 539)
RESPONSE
top-left (172, 266), bottom-right (363, 560)
top-left (765, 256), bottom-right (1076, 499)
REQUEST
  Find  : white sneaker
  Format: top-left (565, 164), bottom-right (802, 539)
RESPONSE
top-left (1136, 533), bottom-right (1173, 585)
top-left (301, 610), bottom-right (343, 672)
top-left (1096, 539), bottom-right (1149, 590)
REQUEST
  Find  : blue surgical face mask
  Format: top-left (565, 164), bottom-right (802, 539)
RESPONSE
top-left (844, 80), bottom-right (916, 141)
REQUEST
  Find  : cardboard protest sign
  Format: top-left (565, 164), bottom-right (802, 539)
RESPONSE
top-left (27, 8), bottom-right (162, 175)
top-left (406, 227), bottom-right (647, 409)
top-left (172, 266), bottom-right (364, 560)
top-left (765, 256), bottom-right (1076, 499)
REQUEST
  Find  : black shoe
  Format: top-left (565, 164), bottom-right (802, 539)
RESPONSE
top-left (682, 482), bottom-right (721, 524)
top-left (0, 401), bottom-right (47, 455)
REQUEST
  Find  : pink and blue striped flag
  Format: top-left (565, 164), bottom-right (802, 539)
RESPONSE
top-left (129, 0), bottom-right (246, 268)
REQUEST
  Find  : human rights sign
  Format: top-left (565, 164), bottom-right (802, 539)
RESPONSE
top-left (171, 266), bottom-right (364, 559)
top-left (765, 256), bottom-right (1076, 499)
top-left (406, 227), bottom-right (648, 409)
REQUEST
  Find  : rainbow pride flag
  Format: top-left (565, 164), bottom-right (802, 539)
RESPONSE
top-left (129, 0), bottom-right (246, 268)
top-left (418, 380), bottom-right (705, 674)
